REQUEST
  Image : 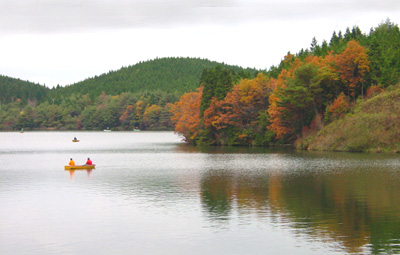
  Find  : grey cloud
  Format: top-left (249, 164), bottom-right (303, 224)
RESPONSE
top-left (0, 0), bottom-right (399, 34)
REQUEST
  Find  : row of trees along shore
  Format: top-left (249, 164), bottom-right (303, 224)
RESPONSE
top-left (1, 20), bottom-right (399, 149)
top-left (0, 89), bottom-right (179, 131)
top-left (170, 20), bottom-right (400, 147)
top-left (0, 58), bottom-right (257, 131)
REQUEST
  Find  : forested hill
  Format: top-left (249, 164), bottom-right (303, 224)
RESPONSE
top-left (169, 20), bottom-right (400, 150)
top-left (46, 57), bottom-right (259, 101)
top-left (0, 57), bottom-right (259, 131)
top-left (0, 75), bottom-right (49, 104)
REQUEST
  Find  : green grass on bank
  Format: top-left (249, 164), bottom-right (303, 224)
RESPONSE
top-left (302, 86), bottom-right (400, 153)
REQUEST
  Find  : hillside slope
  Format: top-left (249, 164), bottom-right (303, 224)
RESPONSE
top-left (0, 75), bottom-right (49, 104)
top-left (47, 57), bottom-right (258, 100)
top-left (303, 86), bottom-right (400, 152)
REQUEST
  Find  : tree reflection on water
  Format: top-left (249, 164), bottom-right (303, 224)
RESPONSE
top-left (200, 164), bottom-right (400, 254)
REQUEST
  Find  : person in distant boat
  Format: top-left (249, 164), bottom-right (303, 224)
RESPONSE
top-left (74, 137), bottom-right (77, 140)
top-left (85, 158), bottom-right (92, 165)
top-left (69, 158), bottom-right (75, 166)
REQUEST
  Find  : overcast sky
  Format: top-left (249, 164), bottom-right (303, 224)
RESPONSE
top-left (0, 0), bottom-right (399, 87)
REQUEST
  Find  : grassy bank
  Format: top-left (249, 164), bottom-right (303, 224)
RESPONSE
top-left (301, 86), bottom-right (400, 153)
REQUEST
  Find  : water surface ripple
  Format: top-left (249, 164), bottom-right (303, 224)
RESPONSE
top-left (1, 131), bottom-right (400, 255)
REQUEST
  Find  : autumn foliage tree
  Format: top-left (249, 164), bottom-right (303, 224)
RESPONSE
top-left (267, 57), bottom-right (304, 139)
top-left (142, 105), bottom-right (162, 130)
top-left (335, 40), bottom-right (370, 99)
top-left (201, 73), bottom-right (274, 145)
top-left (21, 35), bottom-right (369, 142)
top-left (169, 87), bottom-right (203, 143)
top-left (365, 85), bottom-right (384, 99)
top-left (119, 105), bottom-right (136, 129)
top-left (324, 92), bottom-right (350, 122)
top-left (267, 92), bottom-right (291, 139)
top-left (267, 40), bottom-right (370, 141)
top-left (167, 23), bottom-right (396, 148)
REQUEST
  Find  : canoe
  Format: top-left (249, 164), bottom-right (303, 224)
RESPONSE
top-left (64, 164), bottom-right (95, 170)
top-left (72, 140), bottom-right (80, 142)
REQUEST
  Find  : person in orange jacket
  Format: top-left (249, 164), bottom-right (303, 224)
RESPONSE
top-left (69, 158), bottom-right (75, 166)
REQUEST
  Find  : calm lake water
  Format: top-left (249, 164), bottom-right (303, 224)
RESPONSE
top-left (1, 131), bottom-right (400, 255)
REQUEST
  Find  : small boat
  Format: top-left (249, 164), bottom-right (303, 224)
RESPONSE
top-left (64, 164), bottom-right (95, 170)
top-left (72, 139), bottom-right (80, 142)
top-left (133, 129), bottom-right (140, 132)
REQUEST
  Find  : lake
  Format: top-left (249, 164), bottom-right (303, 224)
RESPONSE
top-left (1, 131), bottom-right (400, 255)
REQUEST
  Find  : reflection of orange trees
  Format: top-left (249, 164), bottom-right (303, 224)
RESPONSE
top-left (235, 173), bottom-right (286, 217)
top-left (200, 168), bottom-right (400, 254)
top-left (331, 171), bottom-right (400, 253)
top-left (235, 175), bottom-right (269, 211)
top-left (327, 173), bottom-right (370, 252)
top-left (267, 174), bottom-right (284, 211)
top-left (274, 171), bottom-right (400, 254)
